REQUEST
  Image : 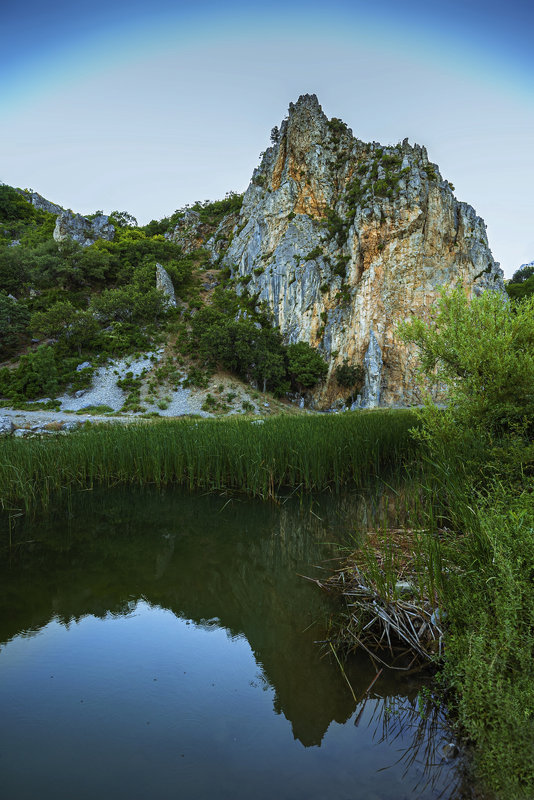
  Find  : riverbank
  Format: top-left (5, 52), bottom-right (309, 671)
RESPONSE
top-left (0, 409), bottom-right (418, 512)
top-left (322, 438), bottom-right (534, 799)
top-left (1, 406), bottom-right (532, 798)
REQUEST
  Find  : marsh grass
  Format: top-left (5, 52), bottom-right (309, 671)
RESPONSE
top-left (0, 410), bottom-right (418, 514)
top-left (325, 452), bottom-right (534, 798)
top-left (438, 494), bottom-right (534, 798)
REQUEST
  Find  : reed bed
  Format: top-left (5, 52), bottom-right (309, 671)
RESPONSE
top-left (0, 410), bottom-right (418, 514)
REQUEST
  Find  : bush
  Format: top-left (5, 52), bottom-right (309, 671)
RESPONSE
top-left (286, 341), bottom-right (328, 389)
top-left (5, 345), bottom-right (59, 400)
top-left (0, 292), bottom-right (29, 359)
top-left (399, 288), bottom-right (534, 438)
top-left (334, 359), bottom-right (364, 388)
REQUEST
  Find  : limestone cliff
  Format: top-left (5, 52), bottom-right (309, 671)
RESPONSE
top-left (221, 94), bottom-right (504, 408)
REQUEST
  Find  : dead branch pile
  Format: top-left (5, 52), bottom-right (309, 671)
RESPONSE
top-left (311, 528), bottom-right (447, 670)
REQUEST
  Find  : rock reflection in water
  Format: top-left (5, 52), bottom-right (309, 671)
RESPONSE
top-left (0, 486), bottom-right (463, 799)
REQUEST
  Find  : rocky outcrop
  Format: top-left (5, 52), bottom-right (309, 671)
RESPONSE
top-left (221, 94), bottom-right (505, 408)
top-left (54, 211), bottom-right (115, 247)
top-left (19, 190), bottom-right (64, 215)
top-left (156, 263), bottom-right (177, 307)
top-left (359, 331), bottom-right (382, 409)
top-left (165, 210), bottom-right (209, 253)
top-left (166, 208), bottom-right (240, 259)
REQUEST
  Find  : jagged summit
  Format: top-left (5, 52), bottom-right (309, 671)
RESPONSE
top-left (221, 95), bottom-right (504, 409)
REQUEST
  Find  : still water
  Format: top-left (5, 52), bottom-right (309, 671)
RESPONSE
top-left (0, 488), bottom-right (464, 799)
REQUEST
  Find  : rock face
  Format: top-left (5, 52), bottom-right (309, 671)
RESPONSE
top-left (54, 211), bottom-right (115, 247)
top-left (17, 190), bottom-right (64, 215)
top-left (222, 94), bottom-right (504, 408)
top-left (165, 210), bottom-right (209, 254)
top-left (156, 263), bottom-right (177, 307)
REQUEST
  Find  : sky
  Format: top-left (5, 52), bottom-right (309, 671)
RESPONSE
top-left (1, 0), bottom-right (533, 277)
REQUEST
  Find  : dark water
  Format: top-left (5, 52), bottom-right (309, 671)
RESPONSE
top-left (0, 488), bottom-right (465, 800)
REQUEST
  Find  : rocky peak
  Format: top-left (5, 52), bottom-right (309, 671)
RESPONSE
top-left (221, 95), bottom-right (505, 409)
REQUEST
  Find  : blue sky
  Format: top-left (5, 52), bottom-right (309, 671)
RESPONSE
top-left (2, 0), bottom-right (533, 276)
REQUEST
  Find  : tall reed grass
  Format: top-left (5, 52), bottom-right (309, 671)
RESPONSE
top-left (0, 410), bottom-right (418, 514)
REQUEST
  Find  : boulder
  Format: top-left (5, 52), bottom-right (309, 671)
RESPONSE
top-left (0, 416), bottom-right (14, 436)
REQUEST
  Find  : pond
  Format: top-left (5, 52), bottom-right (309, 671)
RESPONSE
top-left (0, 487), bottom-right (465, 799)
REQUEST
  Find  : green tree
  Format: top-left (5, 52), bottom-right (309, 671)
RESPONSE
top-left (90, 285), bottom-right (166, 325)
top-left (10, 345), bottom-right (58, 400)
top-left (66, 311), bottom-right (100, 355)
top-left (286, 342), bottom-right (328, 390)
top-left (509, 263), bottom-right (534, 284)
top-left (30, 300), bottom-right (78, 339)
top-left (0, 247), bottom-right (29, 293)
top-left (399, 288), bottom-right (534, 437)
top-left (506, 275), bottom-right (534, 301)
top-left (0, 292), bottom-right (29, 359)
top-left (109, 210), bottom-right (138, 228)
top-left (334, 359), bottom-right (364, 388)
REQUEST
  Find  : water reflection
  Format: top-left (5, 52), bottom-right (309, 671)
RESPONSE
top-left (0, 487), bottom-right (464, 799)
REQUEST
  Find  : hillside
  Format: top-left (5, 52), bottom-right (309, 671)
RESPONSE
top-left (0, 95), bottom-right (507, 415)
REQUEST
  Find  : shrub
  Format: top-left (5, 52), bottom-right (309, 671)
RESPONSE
top-left (334, 359), bottom-right (364, 388)
top-left (0, 292), bottom-right (29, 359)
top-left (399, 288), bottom-right (534, 438)
top-left (6, 344), bottom-right (59, 400)
top-left (286, 341), bottom-right (328, 389)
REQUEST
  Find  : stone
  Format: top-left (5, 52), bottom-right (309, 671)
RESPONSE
top-left (54, 211), bottom-right (115, 247)
top-left (76, 361), bottom-right (92, 372)
top-left (395, 580), bottom-right (417, 596)
top-left (155, 263), bottom-right (177, 307)
top-left (61, 421), bottom-right (80, 431)
top-left (220, 94), bottom-right (505, 409)
top-left (441, 742), bottom-right (459, 760)
top-left (360, 331), bottom-right (383, 408)
top-left (0, 416), bottom-right (14, 435)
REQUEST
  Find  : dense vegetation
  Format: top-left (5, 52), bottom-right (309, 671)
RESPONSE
top-left (0, 184), bottom-right (201, 399)
top-left (0, 184), bottom-right (328, 403)
top-left (506, 261), bottom-right (534, 300)
top-left (398, 290), bottom-right (534, 799)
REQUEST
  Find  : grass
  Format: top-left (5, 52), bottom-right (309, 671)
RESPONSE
top-left (325, 445), bottom-right (534, 799)
top-left (74, 404), bottom-right (115, 415)
top-left (0, 409), bottom-right (418, 514)
top-left (438, 492), bottom-right (534, 798)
